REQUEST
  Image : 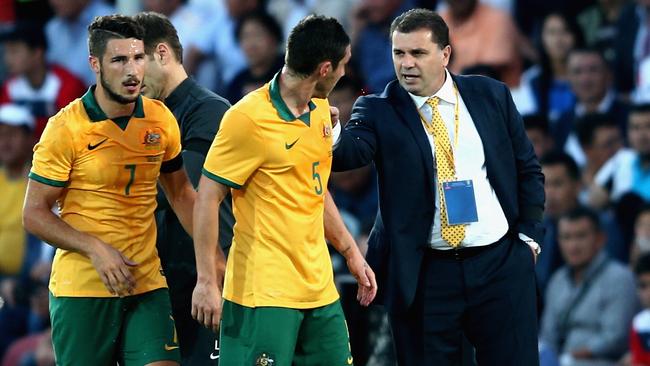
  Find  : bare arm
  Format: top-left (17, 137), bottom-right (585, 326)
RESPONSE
top-left (191, 175), bottom-right (229, 331)
top-left (159, 168), bottom-right (197, 237)
top-left (324, 191), bottom-right (377, 306)
top-left (23, 180), bottom-right (136, 296)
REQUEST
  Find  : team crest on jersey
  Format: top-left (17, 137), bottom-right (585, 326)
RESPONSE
top-left (255, 353), bottom-right (275, 366)
top-left (140, 128), bottom-right (162, 150)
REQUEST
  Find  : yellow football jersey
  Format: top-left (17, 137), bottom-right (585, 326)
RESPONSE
top-left (29, 87), bottom-right (182, 297)
top-left (0, 168), bottom-right (27, 275)
top-left (203, 73), bottom-right (339, 309)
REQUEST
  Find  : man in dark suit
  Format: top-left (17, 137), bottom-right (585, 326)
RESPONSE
top-left (331, 8), bottom-right (545, 365)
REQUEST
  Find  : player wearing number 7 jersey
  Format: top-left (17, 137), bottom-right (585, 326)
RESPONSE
top-left (22, 15), bottom-right (195, 366)
top-left (192, 15), bottom-right (377, 366)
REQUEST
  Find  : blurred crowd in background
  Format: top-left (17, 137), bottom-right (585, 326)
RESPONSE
top-left (1, 0), bottom-right (650, 365)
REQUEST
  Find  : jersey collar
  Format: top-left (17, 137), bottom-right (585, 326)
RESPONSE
top-left (81, 86), bottom-right (145, 123)
top-left (269, 72), bottom-right (316, 126)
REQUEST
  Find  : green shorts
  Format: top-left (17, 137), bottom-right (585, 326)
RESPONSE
top-left (49, 288), bottom-right (181, 366)
top-left (219, 299), bottom-right (353, 366)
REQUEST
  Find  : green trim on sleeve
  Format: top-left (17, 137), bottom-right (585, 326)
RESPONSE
top-left (28, 171), bottom-right (67, 187)
top-left (201, 168), bottom-right (242, 189)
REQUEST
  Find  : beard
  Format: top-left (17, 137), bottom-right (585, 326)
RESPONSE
top-left (100, 70), bottom-right (139, 105)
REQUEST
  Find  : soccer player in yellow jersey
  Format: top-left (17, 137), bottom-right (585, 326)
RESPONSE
top-left (22, 15), bottom-right (195, 366)
top-left (191, 15), bottom-right (377, 366)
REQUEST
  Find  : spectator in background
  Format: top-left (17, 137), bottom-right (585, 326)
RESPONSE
top-left (184, 0), bottom-right (263, 92)
top-left (141, 0), bottom-right (205, 60)
top-left (555, 48), bottom-right (628, 167)
top-left (225, 10), bottom-right (284, 104)
top-left (0, 21), bottom-right (86, 138)
top-left (0, 104), bottom-right (37, 361)
top-left (267, 0), bottom-right (358, 36)
top-left (575, 113), bottom-right (624, 193)
top-left (516, 13), bottom-right (583, 120)
top-left (577, 0), bottom-right (628, 65)
top-left (540, 207), bottom-right (637, 366)
top-left (351, 0), bottom-right (414, 93)
top-left (45, 0), bottom-right (114, 86)
top-left (524, 114), bottom-right (555, 159)
top-left (440, 0), bottom-right (522, 87)
top-left (592, 104), bottom-right (650, 205)
top-left (538, 152), bottom-right (583, 294)
top-left (328, 75), bottom-right (363, 127)
top-left (0, 105), bottom-right (37, 280)
top-left (631, 205), bottom-right (650, 269)
top-left (626, 253), bottom-right (650, 366)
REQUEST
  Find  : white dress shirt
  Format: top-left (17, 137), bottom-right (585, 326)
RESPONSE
top-left (331, 70), bottom-right (534, 249)
top-left (409, 69), bottom-right (508, 249)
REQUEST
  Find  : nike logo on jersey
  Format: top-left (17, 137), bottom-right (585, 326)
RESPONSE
top-left (285, 138), bottom-right (299, 150)
top-left (88, 138), bottom-right (108, 150)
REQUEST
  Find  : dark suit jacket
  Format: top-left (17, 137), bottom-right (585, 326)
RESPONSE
top-left (332, 74), bottom-right (545, 314)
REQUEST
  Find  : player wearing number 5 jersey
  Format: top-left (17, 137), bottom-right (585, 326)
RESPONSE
top-left (192, 15), bottom-right (377, 366)
top-left (22, 15), bottom-right (196, 366)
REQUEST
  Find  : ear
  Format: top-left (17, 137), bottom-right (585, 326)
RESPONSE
top-left (441, 45), bottom-right (451, 68)
top-left (156, 42), bottom-right (172, 65)
top-left (318, 61), bottom-right (332, 78)
top-left (89, 55), bottom-right (100, 74)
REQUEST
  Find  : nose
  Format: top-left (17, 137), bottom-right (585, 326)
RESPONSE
top-left (401, 54), bottom-right (415, 69)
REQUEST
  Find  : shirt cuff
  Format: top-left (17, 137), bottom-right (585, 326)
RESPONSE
top-left (331, 122), bottom-right (341, 149)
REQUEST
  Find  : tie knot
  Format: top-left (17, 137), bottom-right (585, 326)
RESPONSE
top-left (426, 96), bottom-right (439, 108)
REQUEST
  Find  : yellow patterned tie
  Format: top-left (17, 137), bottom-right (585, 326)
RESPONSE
top-left (426, 96), bottom-right (465, 247)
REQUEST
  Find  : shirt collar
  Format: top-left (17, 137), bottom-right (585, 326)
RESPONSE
top-left (575, 90), bottom-right (615, 116)
top-left (408, 69), bottom-right (455, 110)
top-left (165, 77), bottom-right (194, 110)
top-left (269, 72), bottom-right (316, 126)
top-left (81, 85), bottom-right (144, 122)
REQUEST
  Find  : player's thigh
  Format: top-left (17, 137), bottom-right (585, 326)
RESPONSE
top-left (219, 300), bottom-right (301, 366)
top-left (120, 288), bottom-right (181, 366)
top-left (294, 300), bottom-right (354, 366)
top-left (49, 293), bottom-right (124, 366)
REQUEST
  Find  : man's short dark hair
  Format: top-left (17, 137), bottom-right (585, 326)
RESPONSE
top-left (0, 21), bottom-right (47, 50)
top-left (235, 11), bottom-right (283, 45)
top-left (523, 114), bottom-right (550, 135)
top-left (285, 15), bottom-right (349, 77)
top-left (576, 113), bottom-right (618, 147)
top-left (568, 47), bottom-right (608, 69)
top-left (133, 12), bottom-right (184, 63)
top-left (540, 151), bottom-right (580, 181)
top-left (88, 15), bottom-right (144, 58)
top-left (559, 206), bottom-right (602, 232)
top-left (389, 8), bottom-right (449, 49)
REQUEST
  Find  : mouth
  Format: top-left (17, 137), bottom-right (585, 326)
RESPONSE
top-left (402, 74), bottom-right (419, 82)
top-left (123, 79), bottom-right (140, 93)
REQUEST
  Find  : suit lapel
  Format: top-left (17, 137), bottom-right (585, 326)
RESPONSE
top-left (453, 75), bottom-right (492, 162)
top-left (387, 82), bottom-right (435, 185)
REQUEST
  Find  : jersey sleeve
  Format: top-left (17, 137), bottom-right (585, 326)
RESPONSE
top-left (163, 109), bottom-right (182, 162)
top-left (29, 118), bottom-right (74, 187)
top-left (202, 109), bottom-right (265, 189)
